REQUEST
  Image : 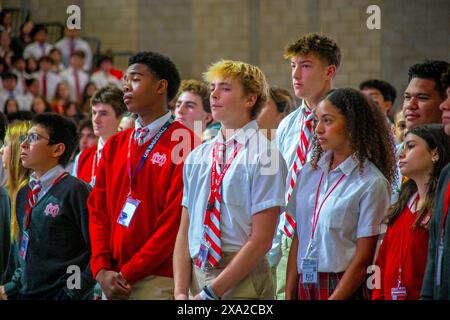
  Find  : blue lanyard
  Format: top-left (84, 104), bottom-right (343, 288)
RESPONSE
top-left (126, 116), bottom-right (174, 193)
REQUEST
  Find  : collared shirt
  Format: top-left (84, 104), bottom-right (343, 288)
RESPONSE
top-left (71, 139), bottom-right (104, 180)
top-left (182, 120), bottom-right (287, 257)
top-left (55, 37), bottom-right (93, 71)
top-left (134, 111), bottom-right (172, 145)
top-left (60, 67), bottom-right (90, 102)
top-left (32, 70), bottom-right (62, 102)
top-left (288, 151), bottom-right (390, 273)
top-left (23, 42), bottom-right (54, 61)
top-left (267, 100), bottom-right (313, 266)
top-left (29, 165), bottom-right (66, 203)
top-left (276, 99), bottom-right (313, 171)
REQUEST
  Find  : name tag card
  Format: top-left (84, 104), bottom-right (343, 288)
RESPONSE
top-left (19, 231), bottom-right (30, 260)
top-left (301, 258), bottom-right (318, 284)
top-left (117, 196), bottom-right (141, 227)
top-left (391, 286), bottom-right (407, 300)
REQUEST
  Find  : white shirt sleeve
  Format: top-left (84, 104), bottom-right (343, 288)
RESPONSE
top-left (249, 147), bottom-right (287, 215)
top-left (356, 177), bottom-right (390, 238)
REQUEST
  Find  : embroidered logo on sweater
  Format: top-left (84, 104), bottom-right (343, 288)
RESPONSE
top-left (44, 203), bottom-right (61, 218)
top-left (151, 152), bottom-right (167, 167)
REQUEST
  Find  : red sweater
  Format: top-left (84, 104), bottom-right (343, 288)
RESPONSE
top-left (76, 145), bottom-right (97, 184)
top-left (88, 122), bottom-right (198, 284)
top-left (372, 206), bottom-right (429, 300)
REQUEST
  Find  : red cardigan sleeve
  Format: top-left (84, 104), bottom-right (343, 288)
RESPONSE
top-left (88, 144), bottom-right (112, 279)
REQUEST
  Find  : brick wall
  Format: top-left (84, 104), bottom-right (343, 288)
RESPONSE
top-left (3, 0), bottom-right (450, 110)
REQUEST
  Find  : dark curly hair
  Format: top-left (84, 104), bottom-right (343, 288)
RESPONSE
top-left (128, 51), bottom-right (181, 102)
top-left (384, 124), bottom-right (450, 228)
top-left (311, 88), bottom-right (396, 184)
top-left (408, 60), bottom-right (450, 98)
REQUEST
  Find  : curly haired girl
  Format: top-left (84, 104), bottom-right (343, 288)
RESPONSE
top-left (286, 88), bottom-right (396, 300)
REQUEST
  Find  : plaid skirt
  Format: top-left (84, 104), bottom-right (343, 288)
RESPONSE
top-left (297, 272), bottom-right (367, 300)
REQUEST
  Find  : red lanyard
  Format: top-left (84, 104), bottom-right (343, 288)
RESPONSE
top-left (442, 180), bottom-right (450, 234)
top-left (25, 172), bottom-right (68, 229)
top-left (311, 171), bottom-right (346, 239)
top-left (91, 151), bottom-right (98, 182)
top-left (203, 141), bottom-right (241, 226)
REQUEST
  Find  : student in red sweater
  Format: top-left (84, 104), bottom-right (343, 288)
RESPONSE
top-left (88, 51), bottom-right (197, 300)
top-left (73, 86), bottom-right (127, 185)
top-left (373, 124), bottom-right (450, 300)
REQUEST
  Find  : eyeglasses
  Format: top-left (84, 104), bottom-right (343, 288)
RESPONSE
top-left (19, 132), bottom-right (51, 144)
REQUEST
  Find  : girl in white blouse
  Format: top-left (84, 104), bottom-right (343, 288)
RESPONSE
top-left (285, 88), bottom-right (397, 300)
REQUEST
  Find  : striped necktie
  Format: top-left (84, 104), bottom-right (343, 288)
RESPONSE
top-left (204, 142), bottom-right (226, 266)
top-left (135, 127), bottom-right (150, 146)
top-left (28, 179), bottom-right (42, 210)
top-left (283, 109), bottom-right (314, 238)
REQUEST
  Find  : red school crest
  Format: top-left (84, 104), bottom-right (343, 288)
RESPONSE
top-left (44, 203), bottom-right (61, 218)
top-left (150, 152), bottom-right (167, 167)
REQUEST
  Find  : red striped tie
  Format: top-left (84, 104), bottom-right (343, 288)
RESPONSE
top-left (26, 179), bottom-right (42, 214)
top-left (135, 127), bottom-right (150, 146)
top-left (283, 110), bottom-right (314, 238)
top-left (205, 142), bottom-right (226, 266)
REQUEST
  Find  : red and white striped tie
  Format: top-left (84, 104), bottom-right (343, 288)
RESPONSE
top-left (204, 142), bottom-right (226, 266)
top-left (135, 127), bottom-right (150, 146)
top-left (283, 109), bottom-right (314, 238)
top-left (28, 179), bottom-right (42, 211)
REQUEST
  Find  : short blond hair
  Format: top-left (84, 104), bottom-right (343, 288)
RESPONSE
top-left (203, 59), bottom-right (269, 119)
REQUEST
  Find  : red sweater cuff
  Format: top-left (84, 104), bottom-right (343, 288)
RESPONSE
top-left (91, 256), bottom-right (112, 280)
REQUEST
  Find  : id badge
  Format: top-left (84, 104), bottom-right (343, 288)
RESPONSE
top-left (19, 231), bottom-right (30, 260)
top-left (117, 196), bottom-right (140, 227)
top-left (391, 286), bottom-right (407, 300)
top-left (436, 238), bottom-right (444, 286)
top-left (195, 239), bottom-right (211, 270)
top-left (301, 258), bottom-right (318, 284)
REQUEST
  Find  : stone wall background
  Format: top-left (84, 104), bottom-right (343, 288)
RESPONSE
top-left (3, 0), bottom-right (450, 111)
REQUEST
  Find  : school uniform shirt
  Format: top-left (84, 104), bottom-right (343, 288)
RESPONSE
top-left (421, 163), bottom-right (450, 300)
top-left (0, 90), bottom-right (28, 112)
top-left (72, 139), bottom-right (104, 185)
top-left (12, 165), bottom-right (94, 299)
top-left (32, 70), bottom-right (62, 103)
top-left (372, 194), bottom-right (429, 300)
top-left (267, 100), bottom-right (311, 266)
top-left (12, 69), bottom-right (31, 96)
top-left (60, 67), bottom-right (90, 102)
top-left (88, 112), bottom-right (198, 284)
top-left (22, 42), bottom-right (53, 61)
top-left (287, 151), bottom-right (391, 273)
top-left (55, 37), bottom-right (93, 71)
top-left (182, 120), bottom-right (288, 257)
top-left (91, 70), bottom-right (122, 89)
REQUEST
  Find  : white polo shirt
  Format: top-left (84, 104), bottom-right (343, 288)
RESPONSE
top-left (182, 120), bottom-right (287, 257)
top-left (288, 151), bottom-right (390, 273)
